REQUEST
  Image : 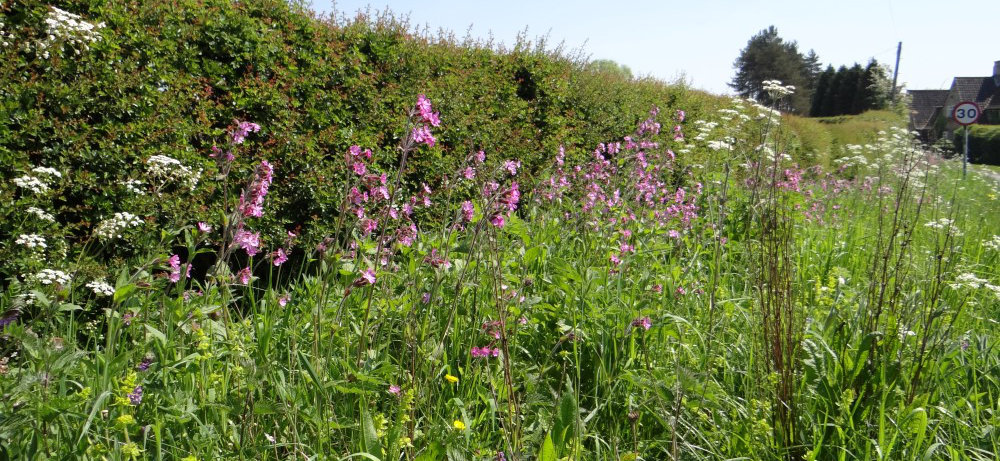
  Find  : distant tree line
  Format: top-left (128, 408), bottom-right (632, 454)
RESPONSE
top-left (730, 26), bottom-right (893, 116)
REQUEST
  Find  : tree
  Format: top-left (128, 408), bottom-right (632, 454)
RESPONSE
top-left (810, 65), bottom-right (835, 116)
top-left (730, 26), bottom-right (813, 113)
top-left (588, 59), bottom-right (633, 80)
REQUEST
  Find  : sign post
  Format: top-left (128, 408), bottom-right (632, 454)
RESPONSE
top-left (952, 101), bottom-right (981, 178)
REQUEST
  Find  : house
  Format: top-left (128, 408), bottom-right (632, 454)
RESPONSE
top-left (908, 60), bottom-right (1000, 142)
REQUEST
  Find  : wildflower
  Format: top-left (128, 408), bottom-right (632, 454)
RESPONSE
top-left (416, 94), bottom-right (441, 127)
top-left (396, 224), bottom-right (417, 247)
top-left (120, 442), bottom-right (141, 458)
top-left (238, 160), bottom-right (274, 218)
top-left (360, 218), bottom-right (378, 236)
top-left (411, 125), bottom-right (436, 147)
top-left (361, 268), bottom-right (376, 285)
top-left (453, 420), bottom-right (466, 430)
top-left (232, 229), bottom-right (261, 256)
top-left (421, 292), bottom-right (431, 304)
top-left (87, 280), bottom-right (115, 296)
top-left (490, 214), bottom-right (505, 228)
top-left (631, 316), bottom-right (652, 331)
top-left (35, 269), bottom-right (71, 286)
top-left (137, 356), bottom-right (153, 371)
top-left (471, 346), bottom-right (499, 358)
top-left (272, 248), bottom-right (288, 266)
top-left (444, 373), bottom-right (458, 384)
top-left (168, 254), bottom-right (191, 283)
top-left (122, 312), bottom-right (135, 326)
top-left (237, 267), bottom-right (252, 285)
top-left (676, 110), bottom-right (685, 122)
top-left (474, 150), bottom-right (486, 164)
top-left (424, 248), bottom-right (451, 269)
top-left (127, 385), bottom-right (143, 405)
top-left (230, 120), bottom-right (261, 145)
top-left (462, 167), bottom-right (476, 180)
top-left (27, 207), bottom-right (55, 222)
top-left (146, 155), bottom-right (199, 189)
top-left (388, 384), bottom-right (401, 395)
top-left (278, 293), bottom-right (291, 307)
top-left (15, 234), bottom-right (46, 250)
top-left (461, 201), bottom-right (475, 223)
top-left (503, 159), bottom-right (521, 176)
top-left (94, 212), bottom-right (143, 240)
top-left (352, 161), bottom-right (367, 176)
top-left (197, 222), bottom-right (212, 233)
top-left (115, 414), bottom-right (136, 428)
top-left (13, 175), bottom-right (49, 194)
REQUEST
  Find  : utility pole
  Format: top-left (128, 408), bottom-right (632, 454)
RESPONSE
top-left (890, 41), bottom-right (902, 103)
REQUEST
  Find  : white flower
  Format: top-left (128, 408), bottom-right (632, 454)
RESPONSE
top-left (14, 175), bottom-right (50, 194)
top-left (94, 212), bottom-right (143, 240)
top-left (27, 207), bottom-right (56, 222)
top-left (31, 166), bottom-right (62, 179)
top-left (15, 234), bottom-right (47, 250)
top-left (86, 280), bottom-right (115, 296)
top-left (146, 155), bottom-right (200, 189)
top-left (984, 235), bottom-right (1000, 252)
top-left (123, 179), bottom-right (145, 195)
top-left (35, 269), bottom-right (71, 286)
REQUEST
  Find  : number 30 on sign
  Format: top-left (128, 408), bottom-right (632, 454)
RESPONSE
top-left (952, 101), bottom-right (981, 126)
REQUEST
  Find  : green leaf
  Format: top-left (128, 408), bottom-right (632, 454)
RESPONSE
top-left (538, 433), bottom-right (557, 461)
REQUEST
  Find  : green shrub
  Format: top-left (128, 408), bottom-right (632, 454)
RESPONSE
top-left (953, 124), bottom-right (1000, 165)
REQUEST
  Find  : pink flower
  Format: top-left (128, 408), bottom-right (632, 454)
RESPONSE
top-left (238, 267), bottom-right (252, 284)
top-left (238, 160), bottom-right (274, 218)
top-left (388, 384), bottom-right (401, 395)
top-left (360, 268), bottom-right (376, 285)
top-left (197, 222), bottom-right (212, 233)
top-left (167, 254), bottom-right (190, 283)
top-left (652, 284), bottom-right (663, 293)
top-left (503, 160), bottom-right (520, 176)
top-left (474, 150), bottom-right (485, 164)
top-left (352, 161), bottom-right (366, 176)
top-left (421, 292), bottom-right (431, 304)
top-left (230, 121), bottom-right (261, 145)
top-left (490, 214), bottom-right (505, 228)
top-left (424, 248), bottom-right (450, 269)
top-left (272, 248), bottom-right (288, 266)
top-left (676, 110), bottom-right (685, 122)
top-left (461, 201), bottom-right (475, 222)
top-left (471, 346), bottom-right (499, 358)
top-left (278, 293), bottom-right (291, 306)
top-left (610, 253), bottom-right (621, 266)
top-left (462, 167), bottom-right (476, 180)
top-left (416, 94), bottom-right (441, 127)
top-left (360, 218), bottom-right (378, 236)
top-left (396, 223), bottom-right (417, 247)
top-left (411, 125), bottom-right (436, 147)
top-left (233, 229), bottom-right (262, 256)
top-left (631, 316), bottom-right (652, 331)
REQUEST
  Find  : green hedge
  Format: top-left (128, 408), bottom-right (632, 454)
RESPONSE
top-left (953, 125), bottom-right (1000, 165)
top-left (0, 0), bottom-right (724, 280)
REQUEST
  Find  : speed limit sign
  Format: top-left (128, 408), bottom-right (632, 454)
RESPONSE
top-left (953, 101), bottom-right (981, 125)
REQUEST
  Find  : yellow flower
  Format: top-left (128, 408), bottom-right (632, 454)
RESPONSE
top-left (181, 456), bottom-right (199, 461)
top-left (445, 373), bottom-right (458, 384)
top-left (115, 414), bottom-right (135, 428)
top-left (452, 419), bottom-right (466, 430)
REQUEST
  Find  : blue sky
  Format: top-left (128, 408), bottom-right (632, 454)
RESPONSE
top-left (307, 0), bottom-right (1000, 95)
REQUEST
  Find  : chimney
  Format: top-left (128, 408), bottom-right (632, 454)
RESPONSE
top-left (995, 60), bottom-right (1000, 85)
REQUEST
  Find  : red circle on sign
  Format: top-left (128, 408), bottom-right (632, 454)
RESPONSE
top-left (952, 101), bottom-right (981, 126)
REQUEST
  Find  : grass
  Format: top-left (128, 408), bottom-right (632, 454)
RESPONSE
top-left (3, 82), bottom-right (1000, 461)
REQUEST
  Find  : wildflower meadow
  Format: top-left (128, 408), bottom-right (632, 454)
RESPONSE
top-left (2, 2), bottom-right (1000, 460)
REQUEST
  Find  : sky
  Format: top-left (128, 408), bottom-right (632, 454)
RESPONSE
top-left (307, 0), bottom-right (1000, 96)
